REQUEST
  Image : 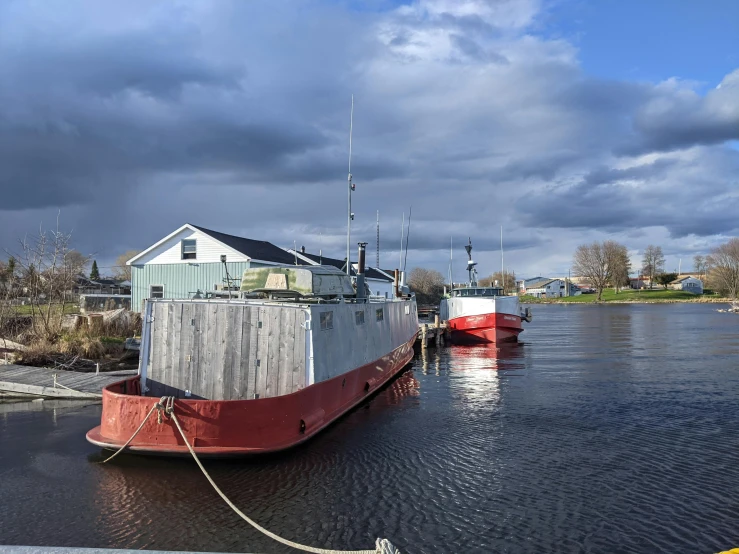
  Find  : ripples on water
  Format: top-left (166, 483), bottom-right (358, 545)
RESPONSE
top-left (1, 304), bottom-right (738, 553)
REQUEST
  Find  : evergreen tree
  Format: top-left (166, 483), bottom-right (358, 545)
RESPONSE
top-left (90, 260), bottom-right (100, 280)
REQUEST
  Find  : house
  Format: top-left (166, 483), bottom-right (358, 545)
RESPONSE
top-left (287, 247), bottom-right (395, 298)
top-left (520, 277), bottom-right (581, 298)
top-left (669, 276), bottom-right (703, 294)
top-left (127, 224), bottom-right (310, 311)
top-left (74, 276), bottom-right (131, 295)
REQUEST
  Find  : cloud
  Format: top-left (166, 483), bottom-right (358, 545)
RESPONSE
top-left (0, 0), bottom-right (737, 278)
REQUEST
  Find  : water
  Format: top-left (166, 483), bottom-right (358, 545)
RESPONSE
top-left (1, 304), bottom-right (738, 553)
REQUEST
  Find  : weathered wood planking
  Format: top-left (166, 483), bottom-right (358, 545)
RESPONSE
top-left (145, 301), bottom-right (306, 401)
top-left (0, 365), bottom-right (137, 399)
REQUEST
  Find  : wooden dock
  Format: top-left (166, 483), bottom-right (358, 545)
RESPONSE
top-left (0, 365), bottom-right (137, 399)
top-left (417, 315), bottom-right (449, 349)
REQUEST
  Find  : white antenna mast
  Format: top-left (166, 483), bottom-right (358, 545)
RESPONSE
top-left (501, 225), bottom-right (504, 290)
top-left (346, 94), bottom-right (355, 275)
top-left (399, 212), bottom-right (405, 269)
top-left (376, 210), bottom-right (380, 268)
top-left (449, 236), bottom-right (453, 290)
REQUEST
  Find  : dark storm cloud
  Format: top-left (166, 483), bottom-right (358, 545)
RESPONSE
top-left (1, 0), bottom-right (738, 275)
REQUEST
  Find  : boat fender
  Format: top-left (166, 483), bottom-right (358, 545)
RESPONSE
top-left (300, 408), bottom-right (326, 434)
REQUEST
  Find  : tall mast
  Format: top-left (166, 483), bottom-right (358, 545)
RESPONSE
top-left (376, 210), bottom-right (380, 268)
top-left (501, 225), bottom-right (504, 291)
top-left (346, 95), bottom-right (354, 275)
top-left (399, 212), bottom-right (404, 269)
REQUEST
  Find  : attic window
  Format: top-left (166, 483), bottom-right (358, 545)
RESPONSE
top-left (181, 239), bottom-right (197, 260)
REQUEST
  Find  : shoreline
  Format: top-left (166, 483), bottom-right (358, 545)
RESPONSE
top-left (521, 297), bottom-right (734, 305)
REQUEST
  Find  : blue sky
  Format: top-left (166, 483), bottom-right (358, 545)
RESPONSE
top-left (0, 0), bottom-right (737, 279)
top-left (546, 0), bottom-right (739, 86)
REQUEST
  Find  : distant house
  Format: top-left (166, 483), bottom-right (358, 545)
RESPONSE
top-left (127, 224), bottom-right (309, 311)
top-left (520, 277), bottom-right (581, 298)
top-left (522, 278), bottom-right (581, 298)
top-left (287, 247), bottom-right (395, 298)
top-left (669, 276), bottom-right (703, 294)
top-left (74, 276), bottom-right (131, 295)
top-left (629, 277), bottom-right (650, 289)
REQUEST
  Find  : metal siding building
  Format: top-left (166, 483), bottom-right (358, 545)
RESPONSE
top-left (128, 224), bottom-right (305, 312)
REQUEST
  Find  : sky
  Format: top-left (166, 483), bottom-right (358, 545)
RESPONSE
top-left (1, 0), bottom-right (738, 280)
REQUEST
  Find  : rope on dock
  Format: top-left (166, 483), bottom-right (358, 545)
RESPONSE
top-left (98, 396), bottom-right (402, 554)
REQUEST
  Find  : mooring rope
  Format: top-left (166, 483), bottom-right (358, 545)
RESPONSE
top-left (98, 396), bottom-right (402, 554)
top-left (97, 397), bottom-right (166, 464)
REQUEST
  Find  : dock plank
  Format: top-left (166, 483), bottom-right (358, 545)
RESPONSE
top-left (0, 365), bottom-right (137, 399)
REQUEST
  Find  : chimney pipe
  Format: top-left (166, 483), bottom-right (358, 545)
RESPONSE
top-left (301, 245), bottom-right (305, 253)
top-left (357, 242), bottom-right (367, 300)
top-left (394, 269), bottom-right (400, 298)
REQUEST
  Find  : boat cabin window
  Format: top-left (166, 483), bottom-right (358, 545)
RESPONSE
top-left (320, 311), bottom-right (333, 330)
top-left (453, 287), bottom-right (502, 297)
top-left (355, 310), bottom-right (365, 325)
top-left (376, 308), bottom-right (384, 322)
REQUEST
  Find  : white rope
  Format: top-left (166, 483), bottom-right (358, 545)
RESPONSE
top-left (166, 401), bottom-right (401, 554)
top-left (96, 397), bottom-right (164, 464)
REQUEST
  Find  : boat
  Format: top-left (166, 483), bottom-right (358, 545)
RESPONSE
top-left (86, 244), bottom-right (419, 456)
top-left (439, 238), bottom-right (531, 344)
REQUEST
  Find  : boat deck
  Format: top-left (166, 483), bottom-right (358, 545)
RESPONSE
top-left (0, 365), bottom-right (137, 399)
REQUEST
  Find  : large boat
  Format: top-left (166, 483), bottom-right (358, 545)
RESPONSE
top-left (439, 239), bottom-right (531, 344)
top-left (86, 244), bottom-right (419, 456)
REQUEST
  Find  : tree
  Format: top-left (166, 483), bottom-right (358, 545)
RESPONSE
top-left (610, 244), bottom-right (631, 293)
top-left (113, 250), bottom-right (141, 281)
top-left (693, 254), bottom-right (706, 280)
top-left (65, 250), bottom-right (88, 276)
top-left (479, 270), bottom-right (516, 294)
top-left (642, 245), bottom-right (665, 289)
top-left (408, 267), bottom-right (446, 305)
top-left (706, 238), bottom-right (739, 298)
top-left (656, 272), bottom-right (678, 289)
top-left (572, 240), bottom-right (629, 301)
top-left (90, 260), bottom-right (100, 280)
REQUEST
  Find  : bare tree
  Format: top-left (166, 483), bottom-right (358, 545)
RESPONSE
top-left (610, 243), bottom-right (631, 293)
top-left (642, 245), bottom-right (665, 289)
top-left (693, 254), bottom-right (706, 280)
top-left (572, 240), bottom-right (629, 301)
top-left (9, 218), bottom-right (88, 342)
top-left (479, 270), bottom-right (517, 293)
top-left (408, 267), bottom-right (446, 305)
top-left (706, 238), bottom-right (739, 298)
top-left (65, 250), bottom-right (89, 277)
top-left (113, 250), bottom-right (141, 281)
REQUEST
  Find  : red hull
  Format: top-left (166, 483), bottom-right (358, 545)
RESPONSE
top-left (448, 312), bottom-right (522, 344)
top-left (86, 334), bottom-right (417, 457)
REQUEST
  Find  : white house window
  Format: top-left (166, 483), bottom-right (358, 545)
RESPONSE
top-left (150, 285), bottom-right (164, 299)
top-left (320, 311), bottom-right (333, 330)
top-left (181, 239), bottom-right (197, 260)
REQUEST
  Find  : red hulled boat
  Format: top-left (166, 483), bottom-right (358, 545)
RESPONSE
top-left (87, 248), bottom-right (419, 457)
top-left (439, 239), bottom-right (531, 344)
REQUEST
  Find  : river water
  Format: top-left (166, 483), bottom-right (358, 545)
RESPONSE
top-left (1, 304), bottom-right (738, 553)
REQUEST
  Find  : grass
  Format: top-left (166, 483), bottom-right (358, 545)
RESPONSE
top-left (9, 303), bottom-right (79, 316)
top-left (521, 288), bottom-right (727, 303)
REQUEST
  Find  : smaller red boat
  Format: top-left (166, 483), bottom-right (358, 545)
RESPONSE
top-left (439, 238), bottom-right (531, 344)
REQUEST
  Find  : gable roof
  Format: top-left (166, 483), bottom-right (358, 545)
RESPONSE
top-left (127, 223), bottom-right (307, 266)
top-left (670, 276), bottom-right (702, 284)
top-left (525, 278), bottom-right (556, 289)
top-left (190, 225), bottom-right (305, 265)
top-left (289, 250), bottom-right (393, 282)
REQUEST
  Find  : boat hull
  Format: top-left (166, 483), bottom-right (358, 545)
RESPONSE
top-left (448, 312), bottom-right (523, 344)
top-left (86, 333), bottom-right (417, 457)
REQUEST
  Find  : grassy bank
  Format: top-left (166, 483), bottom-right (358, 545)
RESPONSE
top-left (521, 289), bottom-right (732, 304)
